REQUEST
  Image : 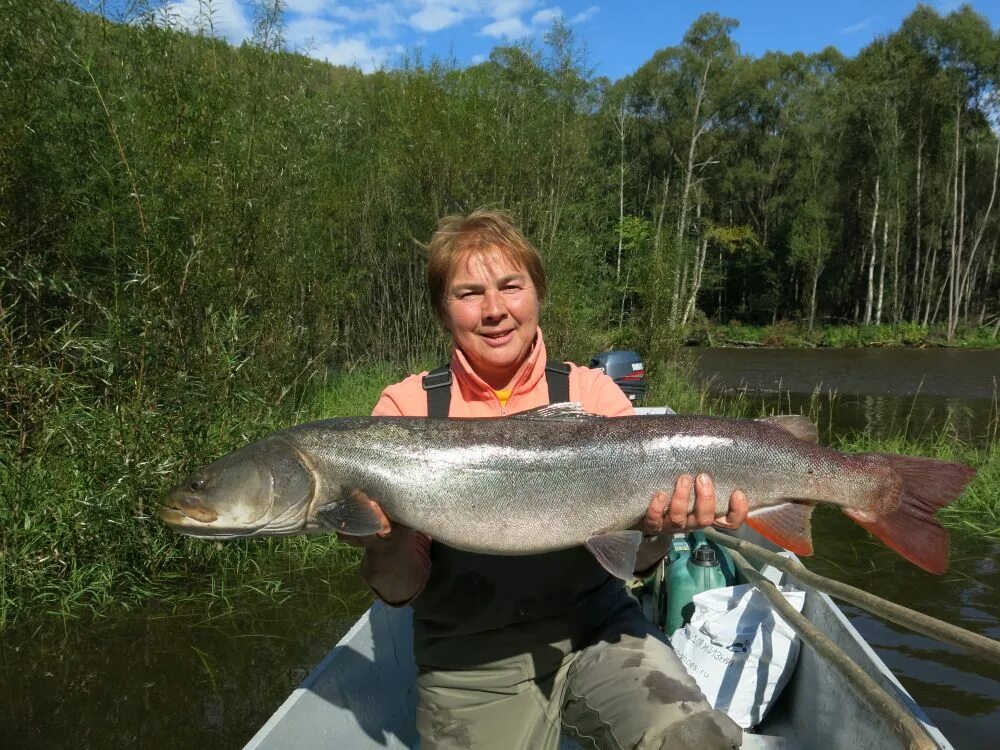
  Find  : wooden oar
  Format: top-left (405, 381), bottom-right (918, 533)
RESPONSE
top-left (701, 528), bottom-right (1000, 667)
top-left (722, 545), bottom-right (939, 750)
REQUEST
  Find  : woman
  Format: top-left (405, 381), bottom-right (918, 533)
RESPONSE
top-left (347, 210), bottom-right (747, 750)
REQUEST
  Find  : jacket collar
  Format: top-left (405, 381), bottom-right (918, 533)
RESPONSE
top-left (450, 329), bottom-right (547, 401)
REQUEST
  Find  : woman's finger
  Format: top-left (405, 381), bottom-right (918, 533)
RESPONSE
top-left (715, 488), bottom-right (749, 529)
top-left (643, 490), bottom-right (670, 534)
top-left (666, 475), bottom-right (694, 530)
top-left (692, 473), bottom-right (717, 527)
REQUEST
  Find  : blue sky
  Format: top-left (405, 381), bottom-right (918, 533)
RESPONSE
top-left (83, 1), bottom-right (999, 79)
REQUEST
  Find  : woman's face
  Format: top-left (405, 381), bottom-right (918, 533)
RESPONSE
top-left (444, 248), bottom-right (540, 390)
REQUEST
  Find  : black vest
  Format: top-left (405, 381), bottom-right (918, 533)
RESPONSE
top-left (411, 359), bottom-right (627, 672)
top-left (421, 360), bottom-right (571, 417)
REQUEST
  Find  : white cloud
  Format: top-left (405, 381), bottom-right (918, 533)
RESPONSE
top-left (312, 38), bottom-right (402, 72)
top-left (570, 5), bottom-right (598, 24)
top-left (481, 16), bottom-right (530, 38)
top-left (330, 2), bottom-right (405, 29)
top-left (840, 17), bottom-right (876, 35)
top-left (165, 0), bottom-right (252, 43)
top-left (471, 53), bottom-right (487, 64)
top-left (411, 4), bottom-right (468, 33)
top-left (283, 0), bottom-right (329, 14)
top-left (285, 16), bottom-right (346, 50)
top-left (531, 7), bottom-right (563, 26)
top-left (487, 1), bottom-right (536, 18)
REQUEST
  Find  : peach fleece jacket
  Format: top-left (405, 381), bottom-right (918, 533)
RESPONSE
top-left (372, 331), bottom-right (634, 419)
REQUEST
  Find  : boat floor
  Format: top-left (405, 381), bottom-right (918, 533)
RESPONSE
top-left (245, 529), bottom-right (951, 750)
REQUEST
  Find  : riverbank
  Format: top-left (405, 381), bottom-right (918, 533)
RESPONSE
top-left (2, 357), bottom-right (996, 626)
top-left (687, 322), bottom-right (1000, 349)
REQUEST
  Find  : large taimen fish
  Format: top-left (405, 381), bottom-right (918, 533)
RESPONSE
top-left (159, 405), bottom-right (976, 576)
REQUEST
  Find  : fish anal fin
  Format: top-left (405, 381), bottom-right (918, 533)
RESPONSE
top-left (585, 530), bottom-right (643, 580)
top-left (316, 488), bottom-right (388, 536)
top-left (746, 503), bottom-right (815, 556)
top-left (759, 415), bottom-right (819, 443)
top-left (510, 403), bottom-right (604, 421)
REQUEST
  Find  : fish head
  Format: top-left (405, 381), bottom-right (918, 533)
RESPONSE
top-left (159, 437), bottom-right (315, 538)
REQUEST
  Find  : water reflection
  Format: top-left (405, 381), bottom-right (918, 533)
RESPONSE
top-left (808, 512), bottom-right (1000, 750)
top-left (693, 347), bottom-right (1000, 444)
top-left (0, 572), bottom-right (371, 749)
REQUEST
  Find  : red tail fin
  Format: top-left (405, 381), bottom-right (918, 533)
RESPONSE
top-left (843, 454), bottom-right (976, 574)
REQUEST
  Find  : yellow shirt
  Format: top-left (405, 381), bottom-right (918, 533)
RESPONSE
top-left (494, 388), bottom-right (513, 409)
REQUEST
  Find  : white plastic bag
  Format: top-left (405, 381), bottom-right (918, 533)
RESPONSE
top-left (670, 583), bottom-right (806, 729)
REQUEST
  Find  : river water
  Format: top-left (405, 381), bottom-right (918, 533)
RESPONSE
top-left (692, 347), bottom-right (998, 444)
top-left (692, 346), bottom-right (1000, 748)
top-left (2, 348), bottom-right (998, 748)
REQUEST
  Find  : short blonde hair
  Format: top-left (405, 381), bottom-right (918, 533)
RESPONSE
top-left (426, 209), bottom-right (547, 324)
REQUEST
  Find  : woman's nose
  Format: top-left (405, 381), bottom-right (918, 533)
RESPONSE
top-left (481, 289), bottom-right (506, 320)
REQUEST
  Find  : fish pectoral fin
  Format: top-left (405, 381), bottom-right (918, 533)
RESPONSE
top-left (585, 530), bottom-right (643, 580)
top-left (315, 489), bottom-right (388, 536)
top-left (745, 502), bottom-right (815, 555)
top-left (510, 403), bottom-right (604, 421)
top-left (758, 415), bottom-right (819, 443)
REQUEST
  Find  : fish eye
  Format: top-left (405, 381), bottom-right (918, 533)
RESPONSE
top-left (189, 478), bottom-right (205, 492)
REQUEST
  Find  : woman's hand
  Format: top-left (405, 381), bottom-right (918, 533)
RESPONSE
top-left (641, 473), bottom-right (748, 535)
top-left (633, 474), bottom-right (748, 574)
top-left (337, 493), bottom-right (431, 606)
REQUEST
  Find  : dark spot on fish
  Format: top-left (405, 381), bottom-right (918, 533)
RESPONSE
top-left (622, 653), bottom-right (643, 668)
top-left (643, 672), bottom-right (701, 705)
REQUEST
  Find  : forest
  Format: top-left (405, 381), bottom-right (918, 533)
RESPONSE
top-left (1, 0), bottom-right (998, 620)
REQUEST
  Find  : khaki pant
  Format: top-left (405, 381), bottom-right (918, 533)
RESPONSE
top-left (415, 602), bottom-right (742, 750)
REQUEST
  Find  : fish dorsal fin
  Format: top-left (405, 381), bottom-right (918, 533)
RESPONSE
top-left (759, 415), bottom-right (819, 443)
top-left (510, 402), bottom-right (604, 421)
top-left (745, 502), bottom-right (816, 556)
top-left (584, 530), bottom-right (643, 580)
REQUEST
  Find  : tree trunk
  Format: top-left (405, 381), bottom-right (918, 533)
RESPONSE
top-left (671, 58), bottom-right (712, 327)
top-left (682, 237), bottom-right (709, 326)
top-left (947, 102), bottom-right (961, 341)
top-left (876, 216), bottom-right (888, 325)
top-left (912, 121), bottom-right (924, 321)
top-left (614, 101), bottom-right (628, 282)
top-left (864, 176), bottom-right (880, 325)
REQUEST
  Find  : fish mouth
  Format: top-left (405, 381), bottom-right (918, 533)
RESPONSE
top-left (157, 503), bottom-right (243, 539)
top-left (160, 494), bottom-right (220, 525)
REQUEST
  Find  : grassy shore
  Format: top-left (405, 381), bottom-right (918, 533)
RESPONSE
top-left (687, 322), bottom-right (1000, 349)
top-left (2, 358), bottom-right (996, 626)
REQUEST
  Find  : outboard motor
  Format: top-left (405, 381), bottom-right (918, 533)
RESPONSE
top-left (590, 350), bottom-right (648, 403)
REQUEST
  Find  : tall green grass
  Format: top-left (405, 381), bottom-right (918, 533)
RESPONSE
top-left (695, 322), bottom-right (1000, 349)
top-left (0, 360), bottom-right (418, 628)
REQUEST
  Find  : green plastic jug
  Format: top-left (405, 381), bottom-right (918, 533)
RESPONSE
top-left (666, 531), bottom-right (736, 635)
